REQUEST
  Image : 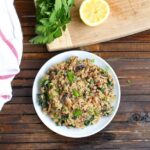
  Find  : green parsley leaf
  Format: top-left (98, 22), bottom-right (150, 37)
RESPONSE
top-left (68, 0), bottom-right (74, 6)
top-left (107, 79), bottom-right (113, 87)
top-left (73, 109), bottom-right (82, 118)
top-left (55, 0), bottom-right (62, 11)
top-left (84, 115), bottom-right (94, 126)
top-left (72, 89), bottom-right (80, 97)
top-left (99, 87), bottom-right (105, 94)
top-left (40, 77), bottom-right (49, 87)
top-left (30, 0), bottom-right (74, 44)
top-left (67, 71), bottom-right (75, 83)
top-left (38, 94), bottom-right (48, 109)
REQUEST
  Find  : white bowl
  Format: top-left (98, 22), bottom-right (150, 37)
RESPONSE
top-left (32, 50), bottom-right (121, 138)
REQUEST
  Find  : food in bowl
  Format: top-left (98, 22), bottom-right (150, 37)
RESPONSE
top-left (38, 56), bottom-right (115, 128)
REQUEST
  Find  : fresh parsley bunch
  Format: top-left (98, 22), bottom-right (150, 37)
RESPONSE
top-left (30, 0), bottom-right (74, 44)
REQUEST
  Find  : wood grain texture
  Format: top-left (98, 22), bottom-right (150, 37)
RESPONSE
top-left (47, 0), bottom-right (150, 51)
top-left (0, 0), bottom-right (150, 149)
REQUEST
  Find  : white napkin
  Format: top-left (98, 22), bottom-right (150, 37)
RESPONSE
top-left (0, 0), bottom-right (23, 110)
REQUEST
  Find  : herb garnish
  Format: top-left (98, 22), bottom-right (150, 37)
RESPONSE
top-left (67, 71), bottom-right (75, 83)
top-left (84, 115), bottom-right (94, 126)
top-left (73, 109), bottom-right (82, 118)
top-left (72, 89), bottom-right (80, 97)
top-left (30, 0), bottom-right (74, 44)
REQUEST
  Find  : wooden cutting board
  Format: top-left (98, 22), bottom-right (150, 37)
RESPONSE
top-left (47, 0), bottom-right (150, 51)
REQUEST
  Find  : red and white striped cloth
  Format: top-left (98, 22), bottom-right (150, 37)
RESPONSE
top-left (0, 0), bottom-right (23, 110)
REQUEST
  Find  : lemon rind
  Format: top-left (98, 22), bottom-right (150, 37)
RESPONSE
top-left (79, 0), bottom-right (110, 27)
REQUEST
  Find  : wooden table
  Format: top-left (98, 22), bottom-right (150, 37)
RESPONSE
top-left (0, 0), bottom-right (150, 149)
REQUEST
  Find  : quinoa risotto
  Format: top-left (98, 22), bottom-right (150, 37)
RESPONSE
top-left (38, 56), bottom-right (115, 128)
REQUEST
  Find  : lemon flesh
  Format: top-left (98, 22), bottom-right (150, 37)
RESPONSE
top-left (80, 0), bottom-right (110, 26)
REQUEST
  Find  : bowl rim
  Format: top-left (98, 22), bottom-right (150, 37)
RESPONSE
top-left (32, 50), bottom-right (121, 138)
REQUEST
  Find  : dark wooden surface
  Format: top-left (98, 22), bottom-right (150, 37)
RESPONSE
top-left (0, 0), bottom-right (150, 149)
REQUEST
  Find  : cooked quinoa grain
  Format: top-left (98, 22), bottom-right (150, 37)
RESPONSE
top-left (38, 56), bottom-right (115, 128)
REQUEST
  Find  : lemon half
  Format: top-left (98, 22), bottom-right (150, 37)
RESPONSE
top-left (80, 0), bottom-right (110, 27)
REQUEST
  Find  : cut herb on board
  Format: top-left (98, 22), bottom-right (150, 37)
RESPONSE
top-left (30, 0), bottom-right (74, 44)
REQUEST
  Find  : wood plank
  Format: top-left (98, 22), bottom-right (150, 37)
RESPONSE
top-left (81, 43), bottom-right (150, 52)
top-left (22, 28), bottom-right (150, 46)
top-left (0, 110), bottom-right (149, 124)
top-left (15, 70), bottom-right (38, 79)
top-left (10, 97), bottom-right (33, 104)
top-left (0, 115), bottom-right (150, 136)
top-left (23, 29), bottom-right (150, 44)
top-left (23, 44), bottom-right (47, 53)
top-left (22, 25), bottom-right (150, 38)
top-left (0, 115), bottom-right (40, 124)
top-left (8, 95), bottom-right (150, 104)
top-left (19, 59), bottom-right (150, 71)
top-left (11, 78), bottom-right (150, 95)
top-left (13, 88), bottom-right (32, 97)
top-left (20, 60), bottom-right (47, 69)
top-left (1, 101), bottom-right (150, 115)
top-left (12, 76), bottom-right (150, 90)
top-left (23, 42), bottom-right (150, 53)
top-left (113, 32), bottom-right (150, 43)
top-left (14, 0), bottom-right (35, 16)
top-left (0, 132), bottom-right (150, 148)
top-left (23, 53), bottom-right (56, 60)
top-left (0, 104), bottom-right (35, 115)
top-left (15, 69), bottom-right (150, 79)
top-left (22, 52), bottom-right (150, 60)
top-left (0, 142), bottom-right (150, 150)
top-left (19, 17), bottom-right (36, 27)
